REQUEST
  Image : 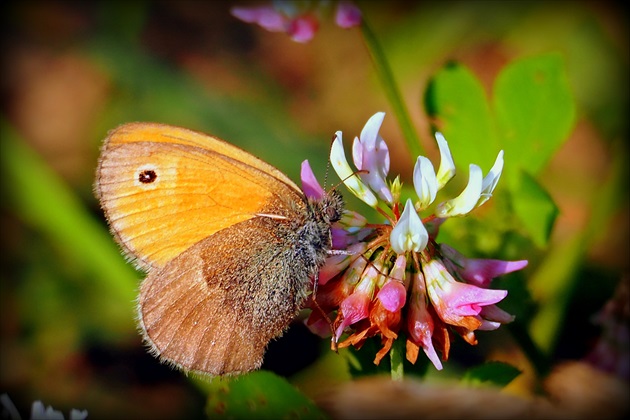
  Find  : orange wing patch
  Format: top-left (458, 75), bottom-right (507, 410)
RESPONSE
top-left (105, 123), bottom-right (299, 191)
top-left (96, 125), bottom-right (303, 269)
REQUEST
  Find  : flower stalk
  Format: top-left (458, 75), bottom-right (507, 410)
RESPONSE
top-left (390, 334), bottom-right (405, 381)
top-left (360, 19), bottom-right (424, 158)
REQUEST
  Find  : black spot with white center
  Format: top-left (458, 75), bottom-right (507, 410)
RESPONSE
top-left (139, 169), bottom-right (157, 184)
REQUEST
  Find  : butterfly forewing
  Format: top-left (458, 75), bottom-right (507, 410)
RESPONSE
top-left (96, 123), bottom-right (303, 269)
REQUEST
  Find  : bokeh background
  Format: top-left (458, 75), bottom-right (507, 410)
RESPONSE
top-left (1, 1), bottom-right (627, 419)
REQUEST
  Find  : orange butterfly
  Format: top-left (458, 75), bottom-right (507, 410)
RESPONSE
top-left (95, 123), bottom-right (343, 375)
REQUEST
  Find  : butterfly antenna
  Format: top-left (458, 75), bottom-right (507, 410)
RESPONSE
top-left (323, 133), bottom-right (336, 190)
top-left (327, 169), bottom-right (369, 196)
top-left (324, 132), bottom-right (371, 195)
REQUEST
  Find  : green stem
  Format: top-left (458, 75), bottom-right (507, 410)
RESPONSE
top-left (390, 337), bottom-right (405, 381)
top-left (360, 19), bottom-right (424, 159)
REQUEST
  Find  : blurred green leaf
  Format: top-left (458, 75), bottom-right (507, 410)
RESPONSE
top-left (494, 54), bottom-right (576, 179)
top-left (385, 1), bottom-right (538, 83)
top-left (511, 171), bottom-right (559, 247)
top-left (424, 55), bottom-right (576, 246)
top-left (529, 140), bottom-right (628, 354)
top-left (0, 119), bottom-right (138, 334)
top-left (424, 62), bottom-right (499, 169)
top-left (461, 361), bottom-right (521, 388)
top-left (204, 371), bottom-right (327, 419)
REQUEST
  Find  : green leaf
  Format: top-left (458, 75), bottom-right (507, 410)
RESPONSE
top-left (424, 56), bottom-right (576, 246)
top-left (494, 54), bottom-right (576, 178)
top-left (461, 361), bottom-right (521, 388)
top-left (511, 171), bottom-right (559, 247)
top-left (204, 371), bottom-right (327, 419)
top-left (424, 62), bottom-right (499, 170)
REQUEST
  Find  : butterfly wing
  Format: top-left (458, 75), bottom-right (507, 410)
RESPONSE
top-left (95, 123), bottom-right (303, 269)
top-left (102, 122), bottom-right (298, 187)
top-left (139, 214), bottom-right (312, 375)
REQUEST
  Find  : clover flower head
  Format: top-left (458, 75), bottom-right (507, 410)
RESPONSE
top-left (231, 1), bottom-right (361, 43)
top-left (304, 112), bottom-right (525, 371)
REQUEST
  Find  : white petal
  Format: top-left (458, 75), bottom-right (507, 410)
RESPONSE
top-left (352, 135), bottom-right (393, 204)
top-left (435, 132), bottom-right (456, 189)
top-left (477, 150), bottom-right (504, 207)
top-left (352, 112), bottom-right (392, 204)
top-left (359, 112), bottom-right (386, 148)
top-left (390, 199), bottom-right (428, 254)
top-left (413, 156), bottom-right (437, 210)
top-left (330, 132), bottom-right (378, 207)
top-left (436, 164), bottom-right (483, 217)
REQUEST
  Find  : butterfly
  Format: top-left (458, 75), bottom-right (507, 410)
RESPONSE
top-left (95, 122), bottom-right (343, 375)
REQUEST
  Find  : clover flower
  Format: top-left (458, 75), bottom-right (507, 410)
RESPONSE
top-left (231, 1), bottom-right (361, 43)
top-left (301, 112), bottom-right (528, 370)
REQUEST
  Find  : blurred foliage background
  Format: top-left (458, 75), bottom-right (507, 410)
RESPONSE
top-left (1, 1), bottom-right (627, 419)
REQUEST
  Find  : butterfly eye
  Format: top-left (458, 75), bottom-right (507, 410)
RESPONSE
top-left (138, 169), bottom-right (157, 184)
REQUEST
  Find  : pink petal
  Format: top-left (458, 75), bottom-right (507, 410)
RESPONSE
top-left (331, 228), bottom-right (354, 249)
top-left (409, 317), bottom-right (443, 370)
top-left (443, 281), bottom-right (507, 318)
top-left (424, 258), bottom-right (508, 326)
top-left (480, 304), bottom-right (515, 324)
top-left (335, 291), bottom-right (370, 339)
top-left (335, 1), bottom-right (362, 28)
top-left (377, 280), bottom-right (406, 312)
top-left (440, 244), bottom-right (528, 288)
top-left (231, 6), bottom-right (288, 32)
top-left (407, 272), bottom-right (443, 370)
top-left (462, 259), bottom-right (529, 287)
top-left (301, 160), bottom-right (326, 199)
top-left (288, 15), bottom-right (319, 43)
top-left (478, 320), bottom-right (502, 331)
